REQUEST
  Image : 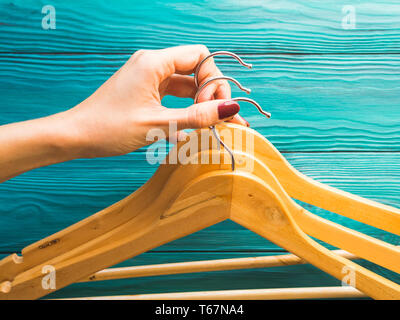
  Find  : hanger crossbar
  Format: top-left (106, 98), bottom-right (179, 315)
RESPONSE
top-left (80, 249), bottom-right (357, 282)
top-left (65, 286), bottom-right (367, 300)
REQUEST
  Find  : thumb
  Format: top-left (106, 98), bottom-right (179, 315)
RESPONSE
top-left (179, 99), bottom-right (240, 130)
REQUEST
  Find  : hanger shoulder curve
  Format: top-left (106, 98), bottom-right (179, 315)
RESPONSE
top-left (229, 171), bottom-right (400, 300)
top-left (0, 132), bottom-right (231, 297)
top-left (0, 167), bottom-right (233, 299)
top-left (219, 123), bottom-right (400, 236)
top-left (233, 150), bottom-right (400, 275)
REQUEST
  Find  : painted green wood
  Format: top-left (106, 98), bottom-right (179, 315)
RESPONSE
top-left (1, 53), bottom-right (399, 151)
top-left (1, 1), bottom-right (399, 298)
top-left (1, 0), bottom-right (400, 53)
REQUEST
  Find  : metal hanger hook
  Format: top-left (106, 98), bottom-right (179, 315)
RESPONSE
top-left (231, 97), bottom-right (271, 119)
top-left (194, 75), bottom-right (271, 171)
top-left (194, 75), bottom-right (251, 104)
top-left (193, 51), bottom-right (270, 172)
top-left (194, 76), bottom-right (271, 119)
top-left (194, 75), bottom-right (248, 171)
top-left (194, 51), bottom-right (252, 88)
top-left (210, 97), bottom-right (270, 171)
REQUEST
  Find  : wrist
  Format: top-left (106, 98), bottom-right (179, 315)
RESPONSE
top-left (0, 111), bottom-right (86, 182)
top-left (46, 110), bottom-right (88, 162)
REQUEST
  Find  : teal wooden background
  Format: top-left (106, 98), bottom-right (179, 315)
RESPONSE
top-left (0, 0), bottom-right (399, 299)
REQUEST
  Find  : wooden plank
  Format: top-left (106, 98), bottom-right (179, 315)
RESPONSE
top-left (0, 53), bottom-right (399, 151)
top-left (1, 1), bottom-right (400, 53)
top-left (1, 1), bottom-right (399, 299)
top-left (0, 152), bottom-right (399, 253)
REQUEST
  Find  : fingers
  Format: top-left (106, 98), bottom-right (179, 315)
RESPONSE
top-left (145, 100), bottom-right (248, 149)
top-left (228, 114), bottom-right (250, 127)
top-left (160, 74), bottom-right (248, 128)
top-left (160, 73), bottom-right (232, 101)
top-left (214, 79), bottom-right (231, 100)
top-left (161, 74), bottom-right (232, 102)
top-left (161, 99), bottom-right (240, 130)
top-left (161, 74), bottom-right (197, 99)
top-left (159, 45), bottom-right (231, 101)
top-left (157, 45), bottom-right (218, 81)
top-left (134, 45), bottom-right (244, 131)
top-left (132, 45), bottom-right (230, 97)
top-left (196, 78), bottom-right (231, 102)
top-left (135, 45), bottom-right (217, 84)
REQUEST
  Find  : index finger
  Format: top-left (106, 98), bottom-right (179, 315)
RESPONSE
top-left (144, 45), bottom-right (231, 101)
top-left (157, 45), bottom-right (218, 80)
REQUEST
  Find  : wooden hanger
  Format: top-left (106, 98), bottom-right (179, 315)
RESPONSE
top-left (1, 124), bottom-right (399, 299)
top-left (233, 152), bottom-right (400, 275)
top-left (219, 124), bottom-right (400, 274)
top-left (78, 151), bottom-right (400, 282)
top-left (235, 124), bottom-right (400, 236)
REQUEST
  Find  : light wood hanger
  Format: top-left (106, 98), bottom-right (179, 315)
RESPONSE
top-left (0, 124), bottom-right (399, 300)
top-left (233, 147), bottom-right (400, 275)
top-left (240, 125), bottom-right (400, 236)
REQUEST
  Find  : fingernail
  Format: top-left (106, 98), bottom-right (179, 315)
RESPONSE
top-left (218, 101), bottom-right (240, 120)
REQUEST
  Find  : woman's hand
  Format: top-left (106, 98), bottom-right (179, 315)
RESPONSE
top-left (65, 44), bottom-right (248, 158)
top-left (0, 45), bottom-right (248, 182)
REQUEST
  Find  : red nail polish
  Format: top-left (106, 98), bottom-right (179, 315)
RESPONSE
top-left (218, 101), bottom-right (240, 120)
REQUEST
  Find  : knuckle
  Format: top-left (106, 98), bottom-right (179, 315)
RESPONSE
top-left (131, 49), bottom-right (146, 60)
top-left (188, 107), bottom-right (210, 128)
top-left (195, 44), bottom-right (210, 56)
top-left (129, 49), bottom-right (157, 73)
top-left (130, 49), bottom-right (152, 64)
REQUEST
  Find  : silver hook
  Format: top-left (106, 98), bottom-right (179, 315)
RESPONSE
top-left (194, 75), bottom-right (271, 171)
top-left (194, 75), bottom-right (251, 103)
top-left (194, 51), bottom-right (253, 88)
top-left (194, 51), bottom-right (270, 171)
top-left (195, 77), bottom-right (271, 119)
top-left (231, 97), bottom-right (271, 119)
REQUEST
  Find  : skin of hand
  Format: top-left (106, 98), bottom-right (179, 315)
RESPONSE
top-left (0, 45), bottom-right (248, 182)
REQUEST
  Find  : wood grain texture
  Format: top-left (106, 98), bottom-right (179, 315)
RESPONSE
top-left (1, 0), bottom-right (400, 53)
